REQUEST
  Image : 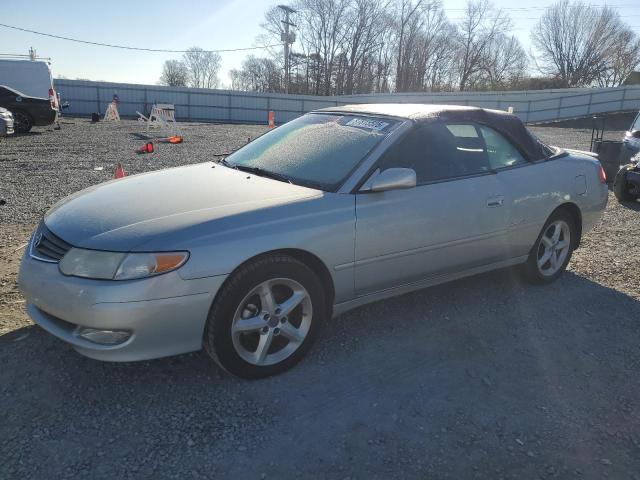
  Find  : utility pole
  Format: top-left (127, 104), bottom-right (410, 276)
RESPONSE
top-left (278, 5), bottom-right (296, 94)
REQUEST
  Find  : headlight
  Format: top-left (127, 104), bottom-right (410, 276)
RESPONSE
top-left (59, 248), bottom-right (189, 280)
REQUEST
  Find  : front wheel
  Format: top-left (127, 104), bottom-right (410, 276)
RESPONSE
top-left (204, 255), bottom-right (326, 379)
top-left (12, 111), bottom-right (33, 133)
top-left (522, 211), bottom-right (575, 284)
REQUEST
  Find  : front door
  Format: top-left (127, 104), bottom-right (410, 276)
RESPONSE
top-left (354, 122), bottom-right (509, 296)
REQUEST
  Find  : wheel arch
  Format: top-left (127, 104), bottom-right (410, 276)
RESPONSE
top-left (552, 202), bottom-right (583, 248)
top-left (216, 248), bottom-right (336, 315)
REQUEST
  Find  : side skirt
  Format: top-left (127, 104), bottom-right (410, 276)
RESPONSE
top-left (332, 255), bottom-right (528, 318)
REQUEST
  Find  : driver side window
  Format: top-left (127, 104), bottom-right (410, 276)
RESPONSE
top-left (377, 122), bottom-right (491, 184)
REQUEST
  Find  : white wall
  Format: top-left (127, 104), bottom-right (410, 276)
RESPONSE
top-left (54, 79), bottom-right (640, 124)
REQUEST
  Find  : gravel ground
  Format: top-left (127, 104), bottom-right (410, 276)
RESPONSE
top-left (1, 118), bottom-right (639, 479)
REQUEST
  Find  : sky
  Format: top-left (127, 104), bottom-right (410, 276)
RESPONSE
top-left (0, 0), bottom-right (638, 88)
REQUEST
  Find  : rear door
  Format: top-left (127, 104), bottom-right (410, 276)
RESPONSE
top-left (354, 122), bottom-right (510, 296)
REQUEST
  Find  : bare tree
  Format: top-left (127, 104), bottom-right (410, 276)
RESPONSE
top-left (394, 2), bottom-right (457, 92)
top-left (159, 59), bottom-right (189, 87)
top-left (341, 0), bottom-right (390, 94)
top-left (596, 28), bottom-right (640, 87)
top-left (482, 34), bottom-right (527, 90)
top-left (234, 0), bottom-right (537, 95)
top-left (394, 0), bottom-right (426, 91)
top-left (296, 0), bottom-right (352, 95)
top-left (455, 0), bottom-right (511, 91)
top-left (531, 1), bottom-right (638, 87)
top-left (182, 47), bottom-right (222, 89)
top-left (229, 56), bottom-right (282, 92)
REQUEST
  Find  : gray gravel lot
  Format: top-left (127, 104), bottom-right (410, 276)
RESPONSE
top-left (1, 118), bottom-right (639, 479)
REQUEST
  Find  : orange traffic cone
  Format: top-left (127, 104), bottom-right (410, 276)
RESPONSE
top-left (135, 142), bottom-right (154, 154)
top-left (157, 135), bottom-right (183, 144)
top-left (114, 163), bottom-right (126, 179)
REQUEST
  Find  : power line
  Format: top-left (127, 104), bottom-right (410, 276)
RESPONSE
top-left (440, 2), bottom-right (637, 11)
top-left (0, 23), bottom-right (281, 54)
top-left (450, 13), bottom-right (640, 19)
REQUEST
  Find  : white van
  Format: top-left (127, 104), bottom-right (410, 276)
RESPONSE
top-left (0, 59), bottom-right (57, 108)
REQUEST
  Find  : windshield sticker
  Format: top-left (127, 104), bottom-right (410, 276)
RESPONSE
top-left (345, 118), bottom-right (390, 132)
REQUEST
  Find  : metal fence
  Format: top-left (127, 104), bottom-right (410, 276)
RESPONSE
top-left (54, 79), bottom-right (640, 125)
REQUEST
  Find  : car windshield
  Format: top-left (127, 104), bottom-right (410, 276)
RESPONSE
top-left (223, 113), bottom-right (398, 191)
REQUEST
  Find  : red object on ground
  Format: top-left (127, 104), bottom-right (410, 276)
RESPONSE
top-left (268, 111), bottom-right (275, 129)
top-left (135, 142), bottom-right (154, 154)
top-left (157, 135), bottom-right (183, 144)
top-left (114, 163), bottom-right (126, 179)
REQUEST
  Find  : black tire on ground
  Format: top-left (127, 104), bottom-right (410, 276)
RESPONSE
top-left (522, 209), bottom-right (577, 285)
top-left (613, 165), bottom-right (638, 202)
top-left (12, 110), bottom-right (33, 133)
top-left (203, 255), bottom-right (326, 379)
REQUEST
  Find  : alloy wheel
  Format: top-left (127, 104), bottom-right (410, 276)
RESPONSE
top-left (536, 220), bottom-right (571, 276)
top-left (231, 278), bottom-right (312, 366)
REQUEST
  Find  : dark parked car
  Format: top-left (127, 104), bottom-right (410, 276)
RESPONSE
top-left (0, 85), bottom-right (57, 133)
top-left (614, 112), bottom-right (640, 202)
top-left (0, 107), bottom-right (14, 136)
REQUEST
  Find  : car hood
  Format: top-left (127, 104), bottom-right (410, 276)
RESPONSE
top-left (45, 162), bottom-right (321, 251)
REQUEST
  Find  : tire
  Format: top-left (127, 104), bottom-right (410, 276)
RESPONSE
top-left (613, 165), bottom-right (638, 202)
top-left (522, 210), bottom-right (576, 285)
top-left (203, 255), bottom-right (326, 379)
top-left (12, 110), bottom-right (33, 133)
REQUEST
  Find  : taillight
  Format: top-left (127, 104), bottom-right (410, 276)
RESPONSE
top-left (49, 88), bottom-right (56, 109)
top-left (598, 165), bottom-right (607, 184)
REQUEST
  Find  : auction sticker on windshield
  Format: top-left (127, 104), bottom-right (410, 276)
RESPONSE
top-left (345, 117), bottom-right (390, 132)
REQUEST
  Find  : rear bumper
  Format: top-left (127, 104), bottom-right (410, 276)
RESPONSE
top-left (580, 181), bottom-right (608, 237)
top-left (18, 251), bottom-right (227, 361)
top-left (33, 108), bottom-right (57, 126)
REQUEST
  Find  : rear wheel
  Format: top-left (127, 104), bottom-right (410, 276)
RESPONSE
top-left (522, 210), bottom-right (575, 284)
top-left (204, 255), bottom-right (326, 379)
top-left (613, 165), bottom-right (638, 202)
top-left (12, 111), bottom-right (33, 133)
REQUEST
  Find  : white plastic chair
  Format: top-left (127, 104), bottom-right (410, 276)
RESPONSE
top-left (146, 103), bottom-right (177, 133)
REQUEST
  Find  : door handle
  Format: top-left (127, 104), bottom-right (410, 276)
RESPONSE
top-left (486, 195), bottom-right (504, 207)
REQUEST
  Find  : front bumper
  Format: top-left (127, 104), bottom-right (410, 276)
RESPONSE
top-left (18, 251), bottom-right (227, 361)
top-left (0, 116), bottom-right (13, 136)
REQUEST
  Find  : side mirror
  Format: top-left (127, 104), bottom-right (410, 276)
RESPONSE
top-left (631, 130), bottom-right (640, 139)
top-left (362, 168), bottom-right (417, 193)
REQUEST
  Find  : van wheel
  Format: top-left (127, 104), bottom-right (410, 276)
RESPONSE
top-left (12, 111), bottom-right (33, 133)
top-left (522, 210), bottom-right (576, 285)
top-left (204, 255), bottom-right (326, 379)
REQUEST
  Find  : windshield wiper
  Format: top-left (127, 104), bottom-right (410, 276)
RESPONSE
top-left (217, 161), bottom-right (325, 190)
top-left (232, 165), bottom-right (293, 184)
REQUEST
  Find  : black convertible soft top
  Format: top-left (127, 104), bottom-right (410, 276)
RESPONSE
top-left (319, 104), bottom-right (548, 161)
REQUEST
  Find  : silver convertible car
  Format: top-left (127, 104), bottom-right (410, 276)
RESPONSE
top-left (19, 104), bottom-right (608, 378)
